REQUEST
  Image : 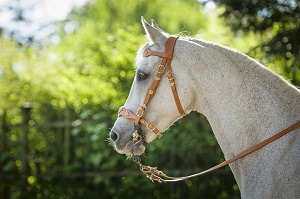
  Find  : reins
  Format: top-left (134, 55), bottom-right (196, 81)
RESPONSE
top-left (137, 120), bottom-right (300, 182)
top-left (117, 36), bottom-right (300, 183)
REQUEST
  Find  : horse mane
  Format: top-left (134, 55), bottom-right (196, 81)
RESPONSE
top-left (136, 36), bottom-right (297, 92)
top-left (188, 38), bottom-right (297, 90)
top-left (189, 37), bottom-right (264, 70)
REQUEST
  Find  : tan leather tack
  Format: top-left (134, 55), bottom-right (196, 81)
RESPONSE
top-left (117, 35), bottom-right (300, 183)
top-left (118, 36), bottom-right (185, 138)
top-left (162, 120), bottom-right (300, 182)
top-left (118, 107), bottom-right (162, 138)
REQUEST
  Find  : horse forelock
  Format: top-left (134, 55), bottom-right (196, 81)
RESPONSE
top-left (135, 43), bottom-right (150, 68)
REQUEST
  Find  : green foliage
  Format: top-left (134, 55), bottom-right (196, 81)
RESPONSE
top-left (213, 0), bottom-right (300, 85)
top-left (2, 0), bottom-right (297, 198)
top-left (68, 0), bottom-right (206, 35)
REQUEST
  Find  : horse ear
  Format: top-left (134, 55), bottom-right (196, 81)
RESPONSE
top-left (141, 16), bottom-right (167, 46)
top-left (151, 19), bottom-right (164, 33)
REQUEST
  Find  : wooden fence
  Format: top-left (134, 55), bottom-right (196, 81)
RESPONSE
top-left (0, 104), bottom-right (239, 199)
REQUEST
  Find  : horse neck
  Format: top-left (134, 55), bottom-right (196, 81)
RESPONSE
top-left (183, 39), bottom-right (300, 158)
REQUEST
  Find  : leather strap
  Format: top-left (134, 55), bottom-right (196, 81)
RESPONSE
top-left (134, 64), bottom-right (166, 126)
top-left (162, 120), bottom-right (300, 182)
top-left (117, 36), bottom-right (300, 183)
top-left (118, 107), bottom-right (162, 138)
top-left (143, 48), bottom-right (173, 59)
top-left (142, 36), bottom-right (186, 117)
top-left (165, 59), bottom-right (186, 116)
top-left (117, 36), bottom-right (185, 140)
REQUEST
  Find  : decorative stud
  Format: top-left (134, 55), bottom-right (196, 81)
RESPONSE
top-left (143, 49), bottom-right (150, 57)
top-left (124, 111), bottom-right (129, 116)
top-left (158, 65), bottom-right (165, 73)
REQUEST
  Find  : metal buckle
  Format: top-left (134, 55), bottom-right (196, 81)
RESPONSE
top-left (137, 107), bottom-right (144, 117)
top-left (158, 65), bottom-right (165, 73)
top-left (167, 71), bottom-right (174, 81)
top-left (147, 123), bottom-right (156, 131)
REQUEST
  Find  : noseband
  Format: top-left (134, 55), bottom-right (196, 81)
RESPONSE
top-left (118, 36), bottom-right (185, 140)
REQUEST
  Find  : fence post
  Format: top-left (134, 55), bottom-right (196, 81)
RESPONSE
top-left (0, 110), bottom-right (8, 152)
top-left (0, 110), bottom-right (9, 198)
top-left (64, 110), bottom-right (70, 167)
top-left (20, 103), bottom-right (32, 174)
top-left (20, 102), bottom-right (32, 199)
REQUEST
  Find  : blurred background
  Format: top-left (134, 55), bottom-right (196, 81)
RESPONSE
top-left (0, 0), bottom-right (299, 198)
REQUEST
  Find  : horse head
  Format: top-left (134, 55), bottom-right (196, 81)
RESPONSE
top-left (109, 18), bottom-right (195, 156)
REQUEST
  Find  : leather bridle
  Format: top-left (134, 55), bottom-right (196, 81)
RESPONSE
top-left (118, 36), bottom-right (185, 140)
top-left (117, 36), bottom-right (300, 183)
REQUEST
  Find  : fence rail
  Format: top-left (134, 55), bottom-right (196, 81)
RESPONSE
top-left (0, 104), bottom-right (239, 199)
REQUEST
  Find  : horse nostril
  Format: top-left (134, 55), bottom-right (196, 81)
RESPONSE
top-left (110, 131), bottom-right (118, 142)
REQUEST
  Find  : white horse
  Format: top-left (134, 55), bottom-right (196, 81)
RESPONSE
top-left (110, 18), bottom-right (300, 199)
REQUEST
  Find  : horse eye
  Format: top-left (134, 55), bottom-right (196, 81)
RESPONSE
top-left (137, 72), bottom-right (149, 80)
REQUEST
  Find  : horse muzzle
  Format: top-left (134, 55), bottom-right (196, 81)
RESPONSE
top-left (109, 128), bottom-right (146, 156)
